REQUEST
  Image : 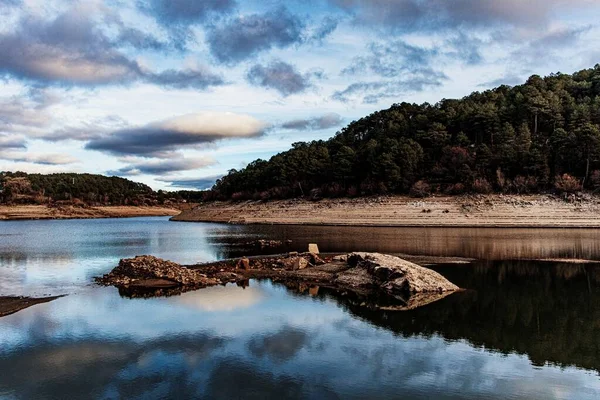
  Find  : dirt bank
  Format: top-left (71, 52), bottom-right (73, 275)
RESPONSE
top-left (172, 194), bottom-right (600, 227)
top-left (0, 296), bottom-right (62, 318)
top-left (0, 205), bottom-right (180, 220)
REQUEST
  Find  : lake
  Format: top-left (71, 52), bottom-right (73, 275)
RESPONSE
top-left (1, 217), bottom-right (599, 399)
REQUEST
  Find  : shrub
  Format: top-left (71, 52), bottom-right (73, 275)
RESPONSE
top-left (259, 191), bottom-right (271, 201)
top-left (445, 183), bottom-right (466, 195)
top-left (308, 188), bottom-right (322, 201)
top-left (231, 192), bottom-right (246, 201)
top-left (590, 170), bottom-right (600, 190)
top-left (496, 169), bottom-right (507, 193)
top-left (346, 186), bottom-right (358, 197)
top-left (472, 178), bottom-right (492, 194)
top-left (554, 174), bottom-right (581, 193)
top-left (323, 183), bottom-right (345, 198)
top-left (409, 180), bottom-right (431, 198)
top-left (358, 181), bottom-right (388, 195)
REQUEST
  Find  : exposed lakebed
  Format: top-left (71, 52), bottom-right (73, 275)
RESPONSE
top-left (1, 217), bottom-right (600, 399)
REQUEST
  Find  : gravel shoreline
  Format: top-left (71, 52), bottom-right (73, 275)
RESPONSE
top-left (172, 194), bottom-right (600, 228)
top-left (0, 205), bottom-right (180, 221)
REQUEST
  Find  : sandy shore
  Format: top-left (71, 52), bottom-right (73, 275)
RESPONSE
top-left (0, 205), bottom-right (180, 220)
top-left (172, 194), bottom-right (600, 228)
top-left (0, 296), bottom-right (62, 318)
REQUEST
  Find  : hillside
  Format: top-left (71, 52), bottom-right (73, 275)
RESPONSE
top-left (0, 172), bottom-right (204, 206)
top-left (208, 65), bottom-right (600, 201)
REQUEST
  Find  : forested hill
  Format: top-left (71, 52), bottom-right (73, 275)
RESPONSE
top-left (210, 65), bottom-right (600, 200)
top-left (0, 172), bottom-right (203, 205)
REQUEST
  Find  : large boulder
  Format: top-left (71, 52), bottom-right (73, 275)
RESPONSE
top-left (345, 253), bottom-right (459, 295)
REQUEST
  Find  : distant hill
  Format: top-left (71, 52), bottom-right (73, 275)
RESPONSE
top-left (0, 172), bottom-right (205, 205)
top-left (209, 65), bottom-right (600, 200)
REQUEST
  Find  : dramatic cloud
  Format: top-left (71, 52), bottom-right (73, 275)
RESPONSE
top-left (281, 113), bottom-right (344, 131)
top-left (0, 135), bottom-right (26, 150)
top-left (0, 5), bottom-right (224, 89)
top-left (0, 0), bottom-right (20, 10)
top-left (343, 40), bottom-right (439, 77)
top-left (207, 7), bottom-right (305, 64)
top-left (145, 68), bottom-right (225, 89)
top-left (329, 0), bottom-right (594, 31)
top-left (157, 176), bottom-right (222, 190)
top-left (308, 16), bottom-right (339, 43)
top-left (86, 112), bottom-right (268, 156)
top-left (478, 74), bottom-right (525, 88)
top-left (109, 157), bottom-right (217, 176)
top-left (247, 61), bottom-right (314, 96)
top-left (444, 32), bottom-right (484, 65)
top-left (42, 115), bottom-right (129, 142)
top-left (0, 91), bottom-right (56, 137)
top-left (139, 0), bottom-right (236, 26)
top-left (333, 70), bottom-right (448, 104)
top-left (0, 151), bottom-right (79, 165)
top-left (508, 27), bottom-right (590, 66)
top-left (337, 39), bottom-right (449, 103)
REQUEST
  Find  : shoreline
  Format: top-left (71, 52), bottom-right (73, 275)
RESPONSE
top-left (0, 205), bottom-right (180, 221)
top-left (0, 296), bottom-right (63, 318)
top-left (172, 194), bottom-right (600, 228)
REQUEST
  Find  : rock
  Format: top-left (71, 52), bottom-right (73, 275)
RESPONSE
top-left (347, 253), bottom-right (459, 295)
top-left (309, 253), bottom-right (326, 265)
top-left (237, 258), bottom-right (250, 270)
top-left (308, 243), bottom-right (320, 254)
top-left (280, 256), bottom-right (309, 271)
top-left (242, 239), bottom-right (284, 249)
top-left (332, 255), bottom-right (348, 262)
top-left (96, 255), bottom-right (217, 288)
top-left (295, 257), bottom-right (309, 270)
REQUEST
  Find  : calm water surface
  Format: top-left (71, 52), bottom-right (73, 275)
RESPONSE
top-left (1, 217), bottom-right (599, 399)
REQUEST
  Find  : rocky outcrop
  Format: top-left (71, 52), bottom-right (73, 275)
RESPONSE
top-left (96, 252), bottom-right (461, 310)
top-left (346, 253), bottom-right (460, 294)
top-left (95, 255), bottom-right (221, 289)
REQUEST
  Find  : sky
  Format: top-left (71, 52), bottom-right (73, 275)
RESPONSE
top-left (0, 0), bottom-right (599, 191)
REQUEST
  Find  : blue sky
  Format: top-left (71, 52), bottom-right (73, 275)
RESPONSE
top-left (0, 0), bottom-right (599, 190)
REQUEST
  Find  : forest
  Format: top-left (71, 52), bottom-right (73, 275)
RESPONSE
top-left (0, 172), bottom-right (203, 205)
top-left (210, 65), bottom-right (600, 200)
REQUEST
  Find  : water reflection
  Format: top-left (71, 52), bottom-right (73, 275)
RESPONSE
top-left (219, 225), bottom-right (600, 261)
top-left (3, 217), bottom-right (600, 296)
top-left (323, 260), bottom-right (600, 373)
top-left (0, 279), bottom-right (599, 399)
top-left (2, 218), bottom-right (600, 398)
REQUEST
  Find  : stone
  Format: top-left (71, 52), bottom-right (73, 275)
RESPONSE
top-left (309, 253), bottom-right (326, 265)
top-left (347, 253), bottom-right (459, 295)
top-left (280, 256), bottom-right (309, 271)
top-left (237, 258), bottom-right (250, 270)
top-left (96, 255), bottom-right (217, 288)
top-left (308, 243), bottom-right (320, 254)
top-left (295, 257), bottom-right (309, 270)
